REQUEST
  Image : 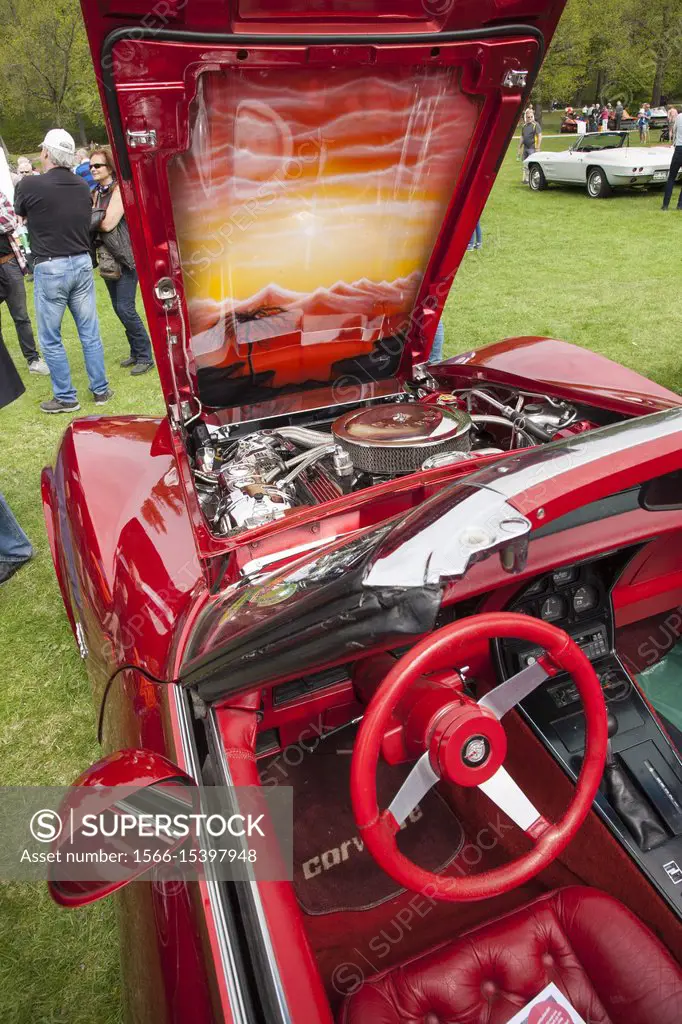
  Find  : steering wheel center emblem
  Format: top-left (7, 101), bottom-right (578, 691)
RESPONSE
top-left (462, 736), bottom-right (490, 766)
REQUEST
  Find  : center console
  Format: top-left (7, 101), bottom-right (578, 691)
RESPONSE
top-left (496, 554), bottom-right (682, 918)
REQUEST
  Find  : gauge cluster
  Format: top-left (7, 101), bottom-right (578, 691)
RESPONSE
top-left (515, 566), bottom-right (603, 625)
top-left (499, 561), bottom-right (611, 675)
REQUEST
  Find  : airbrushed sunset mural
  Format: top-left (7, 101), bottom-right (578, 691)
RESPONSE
top-left (168, 65), bottom-right (480, 403)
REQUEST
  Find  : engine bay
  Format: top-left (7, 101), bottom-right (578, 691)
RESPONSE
top-left (190, 381), bottom-right (591, 536)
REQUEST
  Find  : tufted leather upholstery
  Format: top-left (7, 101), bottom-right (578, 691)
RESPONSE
top-left (339, 886), bottom-right (682, 1024)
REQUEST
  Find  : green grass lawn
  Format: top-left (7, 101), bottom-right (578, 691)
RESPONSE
top-left (0, 136), bottom-right (680, 1022)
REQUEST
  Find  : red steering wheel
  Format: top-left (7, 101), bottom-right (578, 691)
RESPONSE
top-left (351, 612), bottom-right (608, 901)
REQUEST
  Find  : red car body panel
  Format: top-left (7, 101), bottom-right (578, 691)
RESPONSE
top-left (40, 1), bottom-right (682, 1021)
top-left (437, 336), bottom-right (682, 416)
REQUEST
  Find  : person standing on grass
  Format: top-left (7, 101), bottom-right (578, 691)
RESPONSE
top-left (667, 107), bottom-right (678, 144)
top-left (614, 100), bottom-right (624, 130)
top-left (661, 110), bottom-right (682, 211)
top-left (637, 104), bottom-right (651, 143)
top-left (600, 104), bottom-right (609, 132)
top-left (0, 189), bottom-right (48, 375)
top-left (0, 339), bottom-right (33, 584)
top-left (90, 147), bottom-right (154, 375)
top-left (467, 222), bottom-right (482, 250)
top-left (429, 319), bottom-right (445, 364)
top-left (74, 149), bottom-right (95, 190)
top-left (519, 109), bottom-right (541, 183)
top-left (14, 129), bottom-right (112, 414)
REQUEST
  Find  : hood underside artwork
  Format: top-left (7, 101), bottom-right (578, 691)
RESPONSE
top-left (168, 66), bottom-right (481, 405)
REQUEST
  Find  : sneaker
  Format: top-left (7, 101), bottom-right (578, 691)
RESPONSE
top-left (0, 555), bottom-right (32, 585)
top-left (94, 388), bottom-right (114, 405)
top-left (40, 397), bottom-right (80, 414)
top-left (130, 361), bottom-right (154, 376)
top-left (28, 358), bottom-right (50, 375)
top-left (119, 356), bottom-right (136, 368)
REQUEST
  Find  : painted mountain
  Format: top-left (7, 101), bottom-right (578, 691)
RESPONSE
top-left (168, 65), bottom-right (480, 388)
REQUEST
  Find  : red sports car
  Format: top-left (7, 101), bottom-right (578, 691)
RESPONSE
top-left (43, 0), bottom-right (682, 1021)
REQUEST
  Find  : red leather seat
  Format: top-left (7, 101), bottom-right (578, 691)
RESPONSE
top-left (339, 887), bottom-right (682, 1024)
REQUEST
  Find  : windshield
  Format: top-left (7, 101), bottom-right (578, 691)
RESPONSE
top-left (577, 132), bottom-right (626, 152)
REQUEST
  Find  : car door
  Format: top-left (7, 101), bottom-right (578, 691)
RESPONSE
top-left (560, 141), bottom-right (586, 183)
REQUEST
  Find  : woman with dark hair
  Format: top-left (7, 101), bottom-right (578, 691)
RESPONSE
top-left (90, 146), bottom-right (154, 374)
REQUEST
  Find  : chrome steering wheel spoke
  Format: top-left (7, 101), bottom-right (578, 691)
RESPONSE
top-left (477, 659), bottom-right (549, 720)
top-left (478, 765), bottom-right (545, 834)
top-left (387, 751), bottom-right (440, 827)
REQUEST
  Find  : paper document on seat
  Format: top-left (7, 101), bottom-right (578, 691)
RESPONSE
top-left (506, 983), bottom-right (587, 1023)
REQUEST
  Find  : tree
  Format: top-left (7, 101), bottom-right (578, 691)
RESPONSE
top-left (534, 0), bottom-right (682, 108)
top-left (0, 0), bottom-right (104, 147)
top-left (534, 0), bottom-right (593, 105)
top-left (623, 0), bottom-right (682, 104)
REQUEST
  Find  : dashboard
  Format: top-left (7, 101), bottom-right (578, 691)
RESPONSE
top-left (498, 557), bottom-right (618, 705)
top-left (496, 549), bottom-right (682, 921)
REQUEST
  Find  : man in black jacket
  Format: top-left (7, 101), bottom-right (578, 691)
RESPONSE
top-left (14, 129), bottom-right (112, 414)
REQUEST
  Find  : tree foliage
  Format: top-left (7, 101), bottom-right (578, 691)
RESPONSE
top-left (536, 0), bottom-right (682, 107)
top-left (1, 0), bottom-right (681, 154)
top-left (0, 0), bottom-right (105, 154)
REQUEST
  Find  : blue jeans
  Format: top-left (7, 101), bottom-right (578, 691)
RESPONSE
top-left (0, 491), bottom-right (32, 578)
top-left (33, 253), bottom-right (108, 402)
top-left (104, 267), bottom-right (153, 363)
top-left (662, 146), bottom-right (682, 208)
top-left (429, 320), bottom-right (445, 363)
top-left (467, 223), bottom-right (483, 249)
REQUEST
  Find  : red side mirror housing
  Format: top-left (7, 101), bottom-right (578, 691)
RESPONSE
top-left (48, 749), bottom-right (196, 907)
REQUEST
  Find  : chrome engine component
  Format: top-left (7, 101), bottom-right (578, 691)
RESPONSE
top-left (523, 401), bottom-right (577, 432)
top-left (219, 485), bottom-right (293, 532)
top-left (193, 386), bottom-right (580, 536)
top-left (421, 447), bottom-right (503, 471)
top-left (217, 436), bottom-right (294, 531)
top-left (332, 403), bottom-right (472, 475)
top-left (466, 389), bottom-right (576, 441)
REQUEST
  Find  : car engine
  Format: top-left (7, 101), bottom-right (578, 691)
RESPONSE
top-left (191, 386), bottom-right (582, 536)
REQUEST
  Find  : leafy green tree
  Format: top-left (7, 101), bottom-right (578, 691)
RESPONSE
top-left (0, 0), bottom-right (104, 149)
top-left (623, 0), bottom-right (682, 104)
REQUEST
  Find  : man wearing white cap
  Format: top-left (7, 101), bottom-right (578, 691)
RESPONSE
top-left (14, 128), bottom-right (112, 413)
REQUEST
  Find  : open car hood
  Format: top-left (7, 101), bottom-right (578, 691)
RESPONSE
top-left (180, 407), bottom-right (682, 700)
top-left (80, 0), bottom-right (566, 418)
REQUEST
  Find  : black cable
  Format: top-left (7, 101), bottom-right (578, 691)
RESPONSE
top-left (97, 663), bottom-right (180, 745)
top-left (210, 553), bottom-right (232, 594)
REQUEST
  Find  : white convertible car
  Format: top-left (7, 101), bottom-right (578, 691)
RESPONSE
top-left (525, 131), bottom-right (677, 198)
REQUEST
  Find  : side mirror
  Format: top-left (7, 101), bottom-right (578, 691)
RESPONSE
top-left (48, 749), bottom-right (197, 907)
top-left (640, 469), bottom-right (682, 511)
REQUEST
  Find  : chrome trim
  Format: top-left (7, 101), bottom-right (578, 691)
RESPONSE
top-left (241, 537), bottom-right (335, 578)
top-left (387, 751), bottom-right (440, 827)
top-left (478, 660), bottom-right (549, 719)
top-left (127, 128), bottom-right (157, 148)
top-left (172, 687), bottom-right (252, 1024)
top-left (488, 407), bottom-right (682, 502)
top-left (478, 766), bottom-right (541, 831)
top-left (75, 622), bottom-right (88, 659)
top-left (364, 487), bottom-right (531, 588)
top-left (207, 709), bottom-right (292, 1024)
top-left (364, 408), bottom-right (682, 590)
top-left (502, 68), bottom-right (528, 88)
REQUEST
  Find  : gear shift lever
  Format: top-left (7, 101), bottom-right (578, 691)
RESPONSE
top-left (603, 708), bottom-right (667, 851)
top-left (606, 710), bottom-right (619, 763)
